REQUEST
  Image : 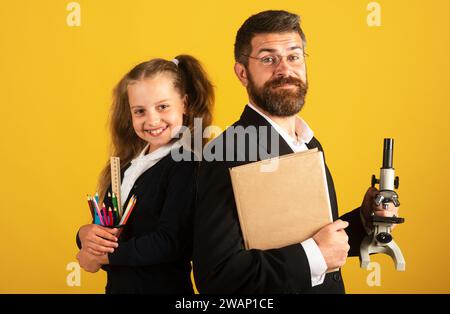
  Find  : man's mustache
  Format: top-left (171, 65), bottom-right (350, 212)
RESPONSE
top-left (265, 76), bottom-right (305, 89)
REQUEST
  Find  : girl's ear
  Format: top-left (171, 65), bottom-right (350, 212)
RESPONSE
top-left (234, 62), bottom-right (248, 87)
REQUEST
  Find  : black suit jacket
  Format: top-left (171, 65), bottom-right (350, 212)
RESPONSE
top-left (193, 105), bottom-right (366, 294)
top-left (77, 148), bottom-right (196, 294)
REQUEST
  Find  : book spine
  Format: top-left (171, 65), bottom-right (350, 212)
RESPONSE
top-left (229, 170), bottom-right (250, 250)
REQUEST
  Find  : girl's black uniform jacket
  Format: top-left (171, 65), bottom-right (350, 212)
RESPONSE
top-left (77, 149), bottom-right (196, 294)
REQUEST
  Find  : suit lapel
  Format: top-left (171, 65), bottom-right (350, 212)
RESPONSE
top-left (306, 139), bottom-right (319, 150)
top-left (236, 105), bottom-right (294, 158)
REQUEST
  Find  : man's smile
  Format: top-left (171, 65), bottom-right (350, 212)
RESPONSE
top-left (273, 83), bottom-right (297, 89)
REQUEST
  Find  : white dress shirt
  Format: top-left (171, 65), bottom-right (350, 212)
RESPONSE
top-left (247, 103), bottom-right (328, 287)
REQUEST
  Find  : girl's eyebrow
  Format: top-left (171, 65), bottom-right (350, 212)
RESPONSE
top-left (130, 99), bottom-right (170, 109)
top-left (154, 98), bottom-right (170, 105)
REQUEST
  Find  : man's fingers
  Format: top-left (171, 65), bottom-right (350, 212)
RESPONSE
top-left (373, 202), bottom-right (399, 215)
top-left (366, 187), bottom-right (378, 199)
top-left (329, 219), bottom-right (349, 231)
top-left (373, 210), bottom-right (394, 217)
top-left (377, 202), bottom-right (397, 211)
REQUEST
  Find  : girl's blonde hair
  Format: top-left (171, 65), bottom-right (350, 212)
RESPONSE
top-left (97, 55), bottom-right (214, 202)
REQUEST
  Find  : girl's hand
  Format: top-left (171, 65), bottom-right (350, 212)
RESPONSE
top-left (78, 224), bottom-right (119, 256)
top-left (77, 248), bottom-right (104, 273)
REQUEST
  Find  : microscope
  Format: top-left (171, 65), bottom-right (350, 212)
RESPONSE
top-left (360, 138), bottom-right (406, 271)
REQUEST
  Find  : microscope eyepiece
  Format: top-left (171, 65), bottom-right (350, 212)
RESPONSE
top-left (382, 138), bottom-right (394, 169)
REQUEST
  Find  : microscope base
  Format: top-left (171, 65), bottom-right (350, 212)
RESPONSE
top-left (360, 235), bottom-right (406, 271)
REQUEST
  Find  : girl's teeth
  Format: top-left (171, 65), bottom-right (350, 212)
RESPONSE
top-left (147, 126), bottom-right (166, 135)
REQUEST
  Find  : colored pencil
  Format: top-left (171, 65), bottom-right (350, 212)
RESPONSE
top-left (90, 195), bottom-right (105, 225)
top-left (107, 192), bottom-right (112, 210)
top-left (123, 198), bottom-right (137, 225)
top-left (101, 203), bottom-right (108, 226)
top-left (120, 196), bottom-right (137, 225)
top-left (118, 195), bottom-right (135, 225)
top-left (112, 192), bottom-right (119, 217)
top-left (113, 207), bottom-right (118, 226)
top-left (86, 195), bottom-right (94, 219)
top-left (108, 207), bottom-right (113, 227)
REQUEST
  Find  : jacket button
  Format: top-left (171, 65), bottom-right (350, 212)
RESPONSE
top-left (333, 272), bottom-right (341, 282)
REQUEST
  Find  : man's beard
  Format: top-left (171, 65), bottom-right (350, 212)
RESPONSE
top-left (247, 73), bottom-right (308, 117)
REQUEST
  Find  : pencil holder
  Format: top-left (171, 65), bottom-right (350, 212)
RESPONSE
top-left (87, 193), bottom-right (137, 236)
top-left (103, 224), bottom-right (124, 229)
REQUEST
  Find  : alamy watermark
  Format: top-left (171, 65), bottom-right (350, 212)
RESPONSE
top-left (66, 2), bottom-right (81, 27)
top-left (66, 261), bottom-right (81, 287)
top-left (366, 261), bottom-right (381, 286)
top-left (367, 2), bottom-right (382, 27)
top-left (169, 118), bottom-right (281, 171)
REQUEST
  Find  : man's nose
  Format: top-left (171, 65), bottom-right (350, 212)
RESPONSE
top-left (274, 57), bottom-right (292, 77)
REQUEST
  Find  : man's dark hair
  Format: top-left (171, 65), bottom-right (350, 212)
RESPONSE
top-left (234, 10), bottom-right (307, 66)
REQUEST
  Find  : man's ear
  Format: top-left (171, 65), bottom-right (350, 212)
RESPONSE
top-left (234, 62), bottom-right (249, 87)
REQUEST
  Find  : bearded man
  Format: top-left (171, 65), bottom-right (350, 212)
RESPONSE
top-left (193, 10), bottom-right (399, 293)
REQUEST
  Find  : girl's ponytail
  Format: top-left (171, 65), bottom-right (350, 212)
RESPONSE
top-left (175, 55), bottom-right (214, 143)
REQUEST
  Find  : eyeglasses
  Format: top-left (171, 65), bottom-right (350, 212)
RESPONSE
top-left (242, 52), bottom-right (308, 67)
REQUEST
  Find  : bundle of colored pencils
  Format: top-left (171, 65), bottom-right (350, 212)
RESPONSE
top-left (86, 193), bottom-right (137, 228)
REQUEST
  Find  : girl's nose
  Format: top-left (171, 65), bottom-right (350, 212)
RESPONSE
top-left (145, 112), bottom-right (161, 126)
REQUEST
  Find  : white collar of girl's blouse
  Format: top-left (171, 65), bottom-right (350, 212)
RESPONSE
top-left (132, 140), bottom-right (182, 164)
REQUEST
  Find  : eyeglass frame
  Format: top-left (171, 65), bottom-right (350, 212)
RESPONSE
top-left (240, 51), bottom-right (309, 67)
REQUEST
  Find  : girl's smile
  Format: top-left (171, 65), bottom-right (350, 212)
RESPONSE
top-left (144, 125), bottom-right (169, 137)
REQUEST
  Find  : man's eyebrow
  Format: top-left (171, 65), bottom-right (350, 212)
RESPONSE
top-left (287, 46), bottom-right (303, 51)
top-left (256, 46), bottom-right (304, 55)
top-left (256, 48), bottom-right (278, 55)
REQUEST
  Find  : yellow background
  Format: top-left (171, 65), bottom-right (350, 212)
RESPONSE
top-left (0, 0), bottom-right (449, 293)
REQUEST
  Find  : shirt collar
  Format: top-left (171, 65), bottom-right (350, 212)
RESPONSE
top-left (132, 140), bottom-right (182, 165)
top-left (247, 103), bottom-right (314, 146)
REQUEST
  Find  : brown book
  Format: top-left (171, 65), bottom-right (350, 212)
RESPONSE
top-left (229, 148), bottom-right (333, 250)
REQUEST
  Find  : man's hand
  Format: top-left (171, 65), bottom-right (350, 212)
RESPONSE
top-left (312, 219), bottom-right (350, 271)
top-left (360, 187), bottom-right (400, 230)
top-left (78, 224), bottom-right (119, 256)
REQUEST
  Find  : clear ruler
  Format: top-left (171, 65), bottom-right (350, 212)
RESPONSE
top-left (110, 157), bottom-right (122, 216)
